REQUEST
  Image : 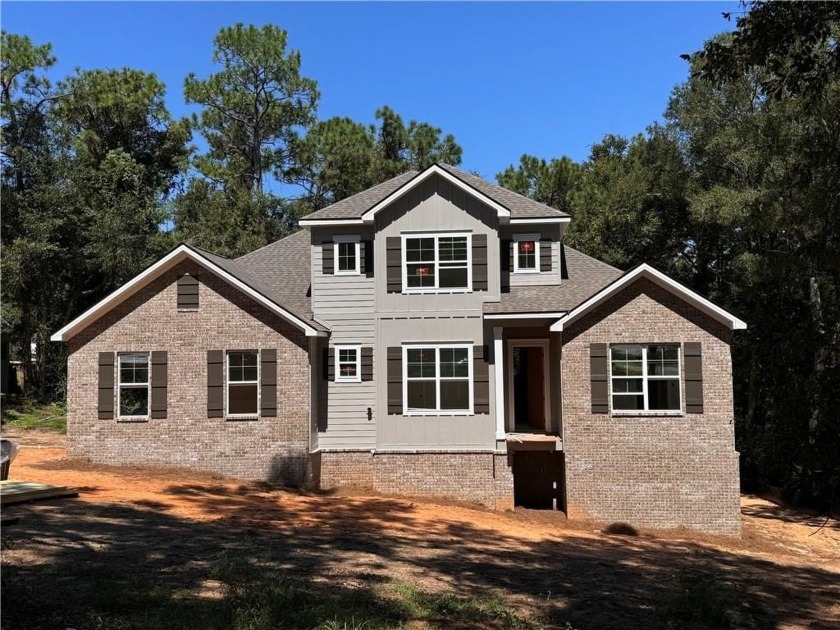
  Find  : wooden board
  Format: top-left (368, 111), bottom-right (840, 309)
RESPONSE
top-left (0, 480), bottom-right (78, 505)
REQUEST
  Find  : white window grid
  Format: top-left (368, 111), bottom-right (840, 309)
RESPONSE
top-left (334, 234), bottom-right (361, 275)
top-left (402, 343), bottom-right (473, 415)
top-left (513, 233), bottom-right (540, 274)
top-left (609, 344), bottom-right (682, 413)
top-left (117, 352), bottom-right (150, 419)
top-left (401, 232), bottom-right (472, 293)
top-left (226, 350), bottom-right (260, 418)
top-left (335, 345), bottom-right (361, 383)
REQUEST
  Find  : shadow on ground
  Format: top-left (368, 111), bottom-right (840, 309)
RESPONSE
top-left (2, 483), bottom-right (839, 630)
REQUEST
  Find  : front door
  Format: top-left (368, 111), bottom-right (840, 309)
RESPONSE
top-left (511, 345), bottom-right (546, 431)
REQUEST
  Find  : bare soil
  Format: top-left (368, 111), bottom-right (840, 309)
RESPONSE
top-left (2, 431), bottom-right (839, 629)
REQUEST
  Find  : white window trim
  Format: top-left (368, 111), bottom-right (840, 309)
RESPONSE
top-left (117, 352), bottom-right (150, 420)
top-left (609, 344), bottom-right (683, 415)
top-left (513, 233), bottom-right (541, 274)
top-left (334, 234), bottom-right (361, 276)
top-left (226, 350), bottom-right (260, 418)
top-left (402, 343), bottom-right (473, 416)
top-left (334, 344), bottom-right (362, 383)
top-left (401, 232), bottom-right (473, 294)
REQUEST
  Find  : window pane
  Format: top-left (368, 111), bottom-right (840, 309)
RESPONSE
top-left (612, 394), bottom-right (644, 410)
top-left (243, 366), bottom-right (259, 381)
top-left (406, 238), bottom-right (435, 262)
top-left (119, 354), bottom-right (148, 384)
top-left (407, 349), bottom-right (436, 378)
top-left (407, 381), bottom-right (436, 410)
top-left (648, 346), bottom-right (679, 376)
top-left (229, 384), bottom-right (258, 414)
top-left (612, 346), bottom-right (643, 361)
top-left (612, 378), bottom-right (643, 393)
top-left (649, 379), bottom-right (681, 410)
top-left (406, 263), bottom-right (436, 288)
top-left (611, 359), bottom-right (643, 376)
top-left (338, 242), bottom-right (356, 271)
top-left (339, 362), bottom-right (357, 377)
top-left (440, 348), bottom-right (469, 377)
top-left (229, 352), bottom-right (258, 382)
top-left (440, 380), bottom-right (469, 410)
top-left (120, 386), bottom-right (148, 416)
top-left (439, 267), bottom-right (468, 288)
top-left (439, 237), bottom-right (467, 262)
top-left (339, 349), bottom-right (357, 363)
top-left (517, 241), bottom-right (536, 269)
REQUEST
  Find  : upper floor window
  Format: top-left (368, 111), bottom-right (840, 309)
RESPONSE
top-left (334, 235), bottom-right (360, 275)
top-left (403, 233), bottom-right (471, 292)
top-left (513, 234), bottom-right (540, 273)
top-left (227, 351), bottom-right (259, 416)
top-left (118, 353), bottom-right (149, 419)
top-left (335, 345), bottom-right (361, 383)
top-left (610, 345), bottom-right (681, 412)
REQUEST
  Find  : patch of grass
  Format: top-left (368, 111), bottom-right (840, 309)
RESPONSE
top-left (2, 401), bottom-right (66, 433)
top-left (664, 569), bottom-right (739, 629)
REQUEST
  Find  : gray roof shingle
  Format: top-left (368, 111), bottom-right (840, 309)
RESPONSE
top-left (299, 164), bottom-right (569, 221)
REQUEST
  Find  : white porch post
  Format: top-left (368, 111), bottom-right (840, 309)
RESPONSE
top-left (494, 326), bottom-right (506, 440)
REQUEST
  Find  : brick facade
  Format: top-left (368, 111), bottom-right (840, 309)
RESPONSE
top-left (66, 260), bottom-right (312, 483)
top-left (561, 278), bottom-right (741, 534)
top-left (317, 450), bottom-right (514, 510)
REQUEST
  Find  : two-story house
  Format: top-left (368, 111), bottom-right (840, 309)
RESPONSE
top-left (52, 164), bottom-right (746, 534)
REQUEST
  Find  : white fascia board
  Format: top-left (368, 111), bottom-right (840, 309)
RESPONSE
top-left (549, 264), bottom-right (747, 332)
top-left (51, 245), bottom-right (324, 341)
top-left (361, 165), bottom-right (511, 223)
top-left (484, 312), bottom-right (567, 320)
top-left (509, 217), bottom-right (571, 225)
top-left (297, 218), bottom-right (366, 227)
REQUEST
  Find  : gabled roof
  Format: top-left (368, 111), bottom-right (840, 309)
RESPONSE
top-left (51, 240), bottom-right (326, 342)
top-left (299, 163), bottom-right (570, 225)
top-left (549, 263), bottom-right (747, 332)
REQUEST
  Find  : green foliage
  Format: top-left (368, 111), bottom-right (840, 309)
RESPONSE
top-left (1, 401), bottom-right (67, 433)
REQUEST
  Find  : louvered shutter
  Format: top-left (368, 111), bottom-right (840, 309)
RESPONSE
top-left (361, 347), bottom-right (373, 382)
top-left (322, 242), bottom-right (334, 275)
top-left (540, 239), bottom-right (552, 272)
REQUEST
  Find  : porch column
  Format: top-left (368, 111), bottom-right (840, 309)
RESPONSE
top-left (494, 326), bottom-right (506, 440)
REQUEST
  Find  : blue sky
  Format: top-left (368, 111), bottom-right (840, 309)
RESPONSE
top-left (3, 1), bottom-right (735, 182)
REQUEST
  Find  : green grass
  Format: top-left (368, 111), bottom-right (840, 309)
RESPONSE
top-left (664, 569), bottom-right (741, 629)
top-left (1, 400), bottom-right (67, 433)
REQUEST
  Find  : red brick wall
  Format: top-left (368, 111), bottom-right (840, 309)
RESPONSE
top-left (561, 278), bottom-right (741, 534)
top-left (66, 260), bottom-right (312, 483)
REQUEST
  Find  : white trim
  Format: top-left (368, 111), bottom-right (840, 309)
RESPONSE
top-left (401, 232), bottom-right (472, 294)
top-left (226, 350), bottom-right (260, 418)
top-left (50, 244), bottom-right (325, 341)
top-left (361, 165), bottom-right (511, 223)
top-left (333, 234), bottom-right (361, 276)
top-left (298, 218), bottom-right (366, 227)
top-left (609, 344), bottom-right (682, 414)
top-left (506, 339), bottom-right (551, 433)
top-left (512, 233), bottom-right (540, 274)
top-left (493, 328), bottom-right (506, 440)
top-left (402, 343), bottom-right (473, 415)
top-left (116, 352), bottom-right (150, 420)
top-left (509, 217), bottom-right (571, 225)
top-left (334, 344), bottom-right (362, 383)
top-left (484, 312), bottom-right (567, 320)
top-left (549, 264), bottom-right (747, 332)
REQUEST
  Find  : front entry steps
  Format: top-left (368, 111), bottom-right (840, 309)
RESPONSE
top-left (506, 433), bottom-right (562, 452)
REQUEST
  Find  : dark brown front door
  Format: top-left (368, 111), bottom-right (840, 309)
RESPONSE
top-left (513, 346), bottom-right (545, 431)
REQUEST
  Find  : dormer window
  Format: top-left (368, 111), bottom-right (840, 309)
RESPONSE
top-left (402, 233), bottom-right (471, 293)
top-left (513, 234), bottom-right (540, 273)
top-left (334, 235), bottom-right (360, 275)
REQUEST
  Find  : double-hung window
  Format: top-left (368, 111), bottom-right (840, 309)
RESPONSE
top-left (513, 234), bottom-right (539, 273)
top-left (334, 235), bottom-right (360, 275)
top-left (227, 351), bottom-right (259, 416)
top-left (610, 345), bottom-right (681, 412)
top-left (404, 345), bottom-right (472, 414)
top-left (118, 353), bottom-right (150, 419)
top-left (403, 233), bottom-right (471, 292)
top-left (335, 345), bottom-right (361, 383)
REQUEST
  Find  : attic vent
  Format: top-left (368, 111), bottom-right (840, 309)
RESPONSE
top-left (177, 274), bottom-right (199, 309)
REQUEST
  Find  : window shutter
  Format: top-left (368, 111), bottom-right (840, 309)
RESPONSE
top-left (207, 350), bottom-right (224, 418)
top-left (98, 352), bottom-right (115, 419)
top-left (177, 274), bottom-right (199, 309)
top-left (260, 349), bottom-right (277, 417)
top-left (361, 240), bottom-right (374, 276)
top-left (684, 342), bottom-right (704, 414)
top-left (473, 345), bottom-right (490, 414)
top-left (322, 242), bottom-right (334, 275)
top-left (327, 347), bottom-right (335, 381)
top-left (387, 346), bottom-right (402, 414)
top-left (150, 351), bottom-right (168, 419)
top-left (361, 346), bottom-right (373, 381)
top-left (590, 343), bottom-right (609, 414)
top-left (386, 237), bottom-right (401, 293)
top-left (472, 234), bottom-right (488, 291)
top-left (501, 240), bottom-right (512, 272)
top-left (540, 239), bottom-right (552, 272)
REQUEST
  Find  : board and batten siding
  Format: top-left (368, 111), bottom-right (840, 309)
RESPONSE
top-left (500, 224), bottom-right (562, 288)
top-left (310, 229), bottom-right (377, 450)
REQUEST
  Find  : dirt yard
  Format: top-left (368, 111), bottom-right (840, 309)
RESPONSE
top-left (2, 431), bottom-right (839, 629)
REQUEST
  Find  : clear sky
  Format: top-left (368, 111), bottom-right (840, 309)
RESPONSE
top-left (3, 1), bottom-right (736, 182)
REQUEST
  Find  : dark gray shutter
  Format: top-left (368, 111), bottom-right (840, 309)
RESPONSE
top-left (361, 240), bottom-right (374, 276)
top-left (387, 346), bottom-right (402, 414)
top-left (473, 345), bottom-right (490, 414)
top-left (472, 234), bottom-right (488, 291)
top-left (322, 347), bottom-right (329, 380)
top-left (207, 350), bottom-right (224, 418)
top-left (177, 274), bottom-right (199, 309)
top-left (540, 239), bottom-right (552, 272)
top-left (684, 342), bottom-right (704, 414)
top-left (322, 242), bottom-right (334, 275)
top-left (501, 240), bottom-right (512, 272)
top-left (590, 343), bottom-right (609, 414)
top-left (327, 347), bottom-right (335, 381)
top-left (386, 237), bottom-right (401, 293)
top-left (260, 349), bottom-right (277, 417)
top-left (98, 352), bottom-right (115, 419)
top-left (361, 346), bottom-right (373, 381)
top-left (150, 351), bottom-right (167, 419)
